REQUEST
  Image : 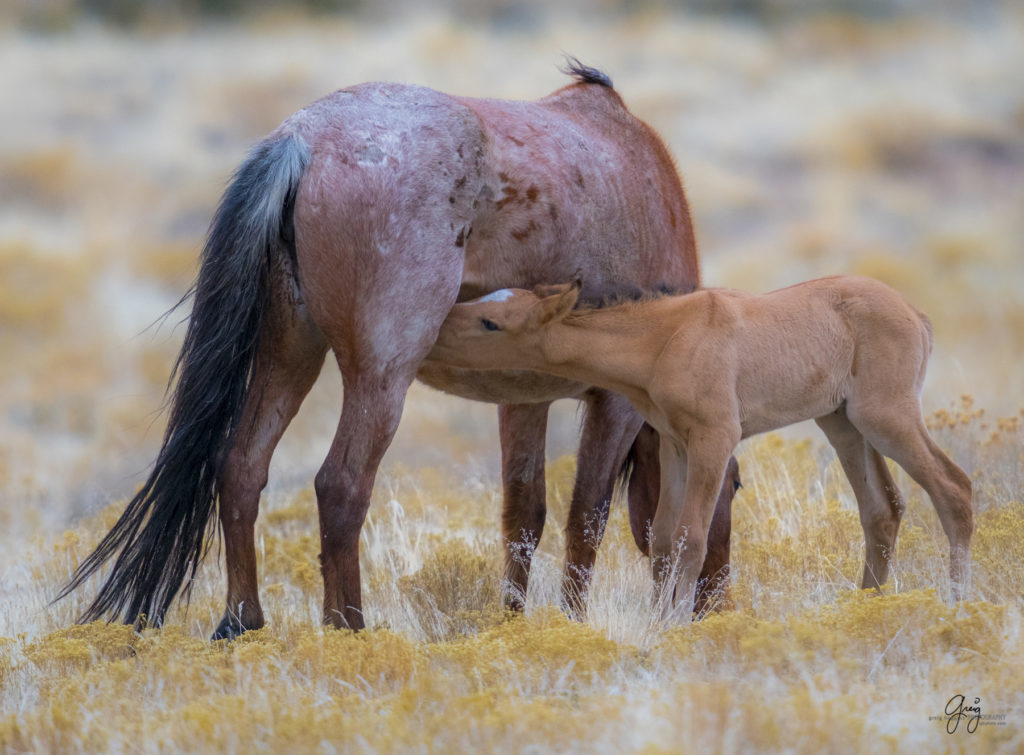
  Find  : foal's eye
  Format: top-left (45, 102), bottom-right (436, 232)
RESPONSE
top-left (481, 318), bottom-right (500, 332)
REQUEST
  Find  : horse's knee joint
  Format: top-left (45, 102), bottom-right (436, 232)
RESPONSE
top-left (315, 466), bottom-right (370, 541)
top-left (220, 449), bottom-right (269, 500)
top-left (957, 472), bottom-right (973, 503)
top-left (864, 509), bottom-right (900, 541)
top-left (314, 465), bottom-right (358, 504)
top-left (319, 512), bottom-right (363, 556)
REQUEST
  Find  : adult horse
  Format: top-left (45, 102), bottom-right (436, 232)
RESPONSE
top-left (60, 62), bottom-right (737, 638)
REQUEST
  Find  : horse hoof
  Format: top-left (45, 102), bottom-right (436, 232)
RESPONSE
top-left (211, 617), bottom-right (253, 641)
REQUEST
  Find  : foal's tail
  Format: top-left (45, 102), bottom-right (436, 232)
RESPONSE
top-left (56, 133), bottom-right (310, 626)
top-left (911, 304), bottom-right (934, 390)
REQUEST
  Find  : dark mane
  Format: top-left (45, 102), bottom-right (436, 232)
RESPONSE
top-left (560, 57), bottom-right (613, 88)
top-left (575, 283), bottom-right (683, 312)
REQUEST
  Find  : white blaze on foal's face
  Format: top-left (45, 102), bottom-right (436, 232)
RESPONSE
top-left (475, 288), bottom-right (515, 304)
top-left (431, 282), bottom-right (581, 370)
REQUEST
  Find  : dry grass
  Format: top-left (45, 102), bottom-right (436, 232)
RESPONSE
top-left (3, 415), bottom-right (1023, 751)
top-left (1, 5), bottom-right (1023, 752)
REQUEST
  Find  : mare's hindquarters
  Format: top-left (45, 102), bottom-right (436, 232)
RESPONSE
top-left (291, 96), bottom-right (479, 629)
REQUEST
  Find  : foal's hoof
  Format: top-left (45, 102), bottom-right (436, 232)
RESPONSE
top-left (211, 615), bottom-right (261, 641)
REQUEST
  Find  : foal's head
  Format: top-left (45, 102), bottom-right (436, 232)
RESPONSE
top-left (429, 281), bottom-right (581, 369)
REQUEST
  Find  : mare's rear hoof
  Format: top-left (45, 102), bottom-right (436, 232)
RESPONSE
top-left (211, 616), bottom-right (258, 641)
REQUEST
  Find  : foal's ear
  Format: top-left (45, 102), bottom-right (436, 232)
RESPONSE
top-left (535, 279), bottom-right (581, 326)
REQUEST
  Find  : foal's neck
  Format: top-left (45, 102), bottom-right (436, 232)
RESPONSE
top-left (537, 299), bottom-right (679, 399)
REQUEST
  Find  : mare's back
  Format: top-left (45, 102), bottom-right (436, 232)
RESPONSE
top-left (454, 84), bottom-right (698, 291)
top-left (288, 79), bottom-right (697, 293)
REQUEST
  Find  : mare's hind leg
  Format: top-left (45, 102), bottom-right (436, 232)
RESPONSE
top-left (497, 401), bottom-right (551, 612)
top-left (562, 390), bottom-right (644, 618)
top-left (815, 409), bottom-right (905, 592)
top-left (315, 365), bottom-right (417, 629)
top-left (302, 260), bottom-right (463, 629)
top-left (213, 271), bottom-right (328, 640)
top-left (848, 401), bottom-right (973, 600)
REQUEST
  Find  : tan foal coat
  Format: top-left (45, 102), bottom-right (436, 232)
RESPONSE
top-left (428, 275), bottom-right (973, 618)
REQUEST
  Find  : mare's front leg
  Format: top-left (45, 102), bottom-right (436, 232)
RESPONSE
top-left (497, 402), bottom-right (551, 612)
top-left (563, 389), bottom-right (644, 618)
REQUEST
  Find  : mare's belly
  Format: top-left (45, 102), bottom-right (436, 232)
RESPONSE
top-left (416, 361), bottom-right (587, 404)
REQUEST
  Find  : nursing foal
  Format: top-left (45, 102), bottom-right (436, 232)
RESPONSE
top-left (427, 276), bottom-right (973, 618)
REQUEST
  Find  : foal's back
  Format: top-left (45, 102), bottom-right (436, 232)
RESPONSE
top-left (671, 276), bottom-right (931, 436)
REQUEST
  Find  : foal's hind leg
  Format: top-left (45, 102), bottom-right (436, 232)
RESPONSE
top-left (497, 401), bottom-right (551, 612)
top-left (562, 389), bottom-right (644, 618)
top-left (815, 409), bottom-right (905, 592)
top-left (213, 273), bottom-right (328, 640)
top-left (849, 403), bottom-right (973, 601)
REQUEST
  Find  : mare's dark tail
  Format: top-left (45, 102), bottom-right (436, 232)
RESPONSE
top-left (55, 133), bottom-right (310, 626)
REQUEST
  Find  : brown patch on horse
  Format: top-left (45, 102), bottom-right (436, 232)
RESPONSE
top-left (495, 185), bottom-right (519, 210)
top-left (511, 221), bottom-right (538, 242)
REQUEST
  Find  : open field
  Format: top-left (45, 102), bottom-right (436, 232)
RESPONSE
top-left (1, 4), bottom-right (1023, 751)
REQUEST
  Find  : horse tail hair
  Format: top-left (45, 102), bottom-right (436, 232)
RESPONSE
top-left (56, 133), bottom-right (310, 627)
top-left (616, 436), bottom-right (637, 496)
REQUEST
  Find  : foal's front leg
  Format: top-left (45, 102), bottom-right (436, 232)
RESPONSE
top-left (654, 427), bottom-right (737, 621)
top-left (650, 435), bottom-right (688, 618)
top-left (629, 424), bottom-right (740, 617)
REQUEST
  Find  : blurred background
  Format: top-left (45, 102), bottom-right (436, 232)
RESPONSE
top-left (1, 0), bottom-right (1022, 571)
